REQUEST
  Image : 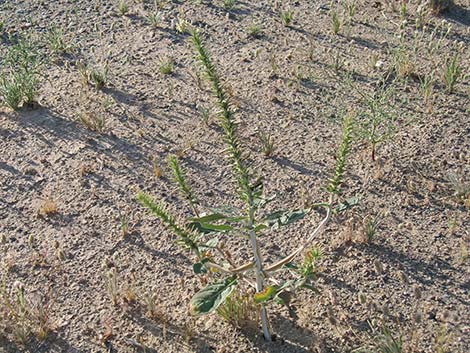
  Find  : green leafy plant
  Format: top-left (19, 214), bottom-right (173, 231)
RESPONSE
top-left (0, 36), bottom-right (41, 110)
top-left (138, 31), bottom-right (355, 341)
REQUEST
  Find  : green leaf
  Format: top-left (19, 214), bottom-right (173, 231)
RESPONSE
top-left (188, 221), bottom-right (234, 234)
top-left (193, 260), bottom-right (209, 274)
top-left (190, 277), bottom-right (237, 315)
top-left (253, 194), bottom-right (276, 209)
top-left (254, 224), bottom-right (268, 233)
top-left (254, 286), bottom-right (278, 303)
top-left (262, 208), bottom-right (310, 229)
top-left (283, 262), bottom-right (298, 270)
top-left (208, 205), bottom-right (242, 217)
top-left (334, 195), bottom-right (360, 213)
top-left (188, 213), bottom-right (227, 223)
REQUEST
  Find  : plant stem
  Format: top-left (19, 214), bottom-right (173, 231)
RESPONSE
top-left (248, 207), bottom-right (271, 341)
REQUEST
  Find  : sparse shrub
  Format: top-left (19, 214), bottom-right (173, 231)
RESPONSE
top-left (375, 326), bottom-right (403, 353)
top-left (0, 73), bottom-right (23, 110)
top-left (447, 172), bottom-right (470, 205)
top-left (363, 213), bottom-right (381, 243)
top-left (343, 0), bottom-right (357, 18)
top-left (38, 197), bottom-right (58, 216)
top-left (175, 17), bottom-right (191, 34)
top-left (103, 268), bottom-right (119, 306)
top-left (391, 45), bottom-right (415, 79)
top-left (137, 31), bottom-right (355, 340)
top-left (199, 106), bottom-right (211, 126)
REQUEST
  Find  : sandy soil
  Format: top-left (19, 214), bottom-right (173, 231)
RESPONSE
top-left (0, 0), bottom-right (469, 352)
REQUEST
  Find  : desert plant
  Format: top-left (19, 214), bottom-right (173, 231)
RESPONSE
top-left (159, 59), bottom-right (174, 75)
top-left (1, 36), bottom-right (41, 109)
top-left (391, 44), bottom-right (415, 79)
top-left (363, 213), bottom-right (381, 243)
top-left (331, 10), bottom-right (341, 35)
top-left (442, 54), bottom-right (461, 93)
top-left (45, 26), bottom-right (70, 54)
top-left (78, 111), bottom-right (106, 133)
top-left (217, 288), bottom-right (259, 329)
top-left (419, 72), bottom-right (434, 109)
top-left (103, 268), bottom-right (119, 306)
top-left (148, 11), bottom-right (162, 27)
top-left (352, 79), bottom-right (398, 161)
top-left (0, 73), bottom-right (24, 110)
top-left (117, 0), bottom-right (129, 16)
top-left (258, 132), bottom-right (276, 157)
top-left (280, 9), bottom-right (294, 27)
top-left (223, 0), bottom-right (236, 10)
top-left (138, 31), bottom-right (355, 341)
top-left (247, 22), bottom-right (262, 38)
top-left (375, 326), bottom-right (403, 353)
top-left (343, 0), bottom-right (357, 18)
top-left (199, 106), bottom-right (211, 126)
top-left (0, 280), bottom-right (54, 344)
top-left (78, 62), bottom-right (108, 90)
top-left (168, 155), bottom-right (199, 216)
top-left (175, 17), bottom-right (191, 34)
top-left (447, 172), bottom-right (470, 205)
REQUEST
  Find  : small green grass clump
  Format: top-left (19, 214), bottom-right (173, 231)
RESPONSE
top-left (0, 36), bottom-right (41, 110)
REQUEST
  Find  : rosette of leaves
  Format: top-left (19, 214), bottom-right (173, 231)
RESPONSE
top-left (138, 31), bottom-right (356, 341)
